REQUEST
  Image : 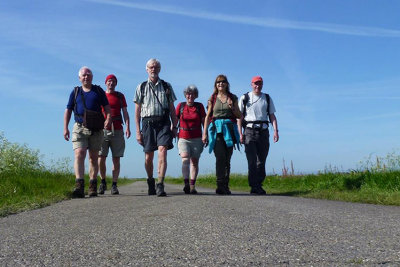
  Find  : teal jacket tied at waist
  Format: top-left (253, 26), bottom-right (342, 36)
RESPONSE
top-left (207, 119), bottom-right (240, 153)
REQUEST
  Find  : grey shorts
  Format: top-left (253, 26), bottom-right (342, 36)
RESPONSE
top-left (178, 138), bottom-right (204, 158)
top-left (99, 129), bottom-right (125, 157)
top-left (71, 123), bottom-right (103, 151)
top-left (141, 118), bottom-right (173, 152)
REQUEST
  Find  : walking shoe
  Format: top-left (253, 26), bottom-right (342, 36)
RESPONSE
top-left (147, 178), bottom-right (156, 195)
top-left (216, 187), bottom-right (228, 195)
top-left (156, 183), bottom-right (167, 197)
top-left (88, 179), bottom-right (98, 197)
top-left (251, 187), bottom-right (267, 195)
top-left (99, 181), bottom-right (107, 195)
top-left (72, 178), bottom-right (85, 198)
top-left (190, 188), bottom-right (198, 194)
top-left (183, 184), bottom-right (190, 194)
top-left (111, 184), bottom-right (119, 195)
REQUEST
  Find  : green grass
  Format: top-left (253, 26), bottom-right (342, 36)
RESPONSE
top-left (0, 170), bottom-right (135, 217)
top-left (165, 170), bottom-right (400, 206)
top-left (2, 132), bottom-right (400, 218)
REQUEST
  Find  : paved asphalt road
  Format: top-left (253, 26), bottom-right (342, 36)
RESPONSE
top-left (1, 181), bottom-right (400, 266)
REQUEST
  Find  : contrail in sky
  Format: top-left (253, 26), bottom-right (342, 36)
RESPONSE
top-left (87, 0), bottom-right (400, 37)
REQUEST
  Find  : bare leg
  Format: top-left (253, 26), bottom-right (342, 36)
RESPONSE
top-left (98, 156), bottom-right (107, 180)
top-left (88, 149), bottom-right (99, 180)
top-left (145, 152), bottom-right (154, 178)
top-left (157, 146), bottom-right (168, 183)
top-left (74, 148), bottom-right (87, 178)
top-left (112, 157), bottom-right (121, 183)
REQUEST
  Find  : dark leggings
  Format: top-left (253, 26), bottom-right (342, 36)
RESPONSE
top-left (214, 133), bottom-right (233, 186)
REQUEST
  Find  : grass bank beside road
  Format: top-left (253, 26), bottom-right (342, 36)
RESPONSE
top-left (0, 170), bottom-right (135, 217)
top-left (166, 170), bottom-right (400, 206)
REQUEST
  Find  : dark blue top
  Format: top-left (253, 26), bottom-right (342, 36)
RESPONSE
top-left (66, 85), bottom-right (109, 123)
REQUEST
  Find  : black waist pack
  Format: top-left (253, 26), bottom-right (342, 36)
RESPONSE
top-left (83, 109), bottom-right (105, 131)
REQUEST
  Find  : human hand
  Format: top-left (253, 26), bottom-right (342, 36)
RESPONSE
top-left (126, 129), bottom-right (131, 139)
top-left (64, 129), bottom-right (70, 141)
top-left (136, 131), bottom-right (143, 146)
top-left (104, 118), bottom-right (112, 129)
top-left (274, 131), bottom-right (279, 143)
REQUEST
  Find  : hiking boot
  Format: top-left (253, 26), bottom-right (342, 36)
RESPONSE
top-left (190, 188), bottom-right (198, 194)
top-left (250, 187), bottom-right (267, 195)
top-left (72, 178), bottom-right (85, 198)
top-left (99, 181), bottom-right (107, 195)
top-left (111, 184), bottom-right (119, 195)
top-left (156, 183), bottom-right (167, 197)
top-left (216, 187), bottom-right (228, 195)
top-left (147, 178), bottom-right (156, 195)
top-left (183, 184), bottom-right (190, 194)
top-left (88, 179), bottom-right (98, 197)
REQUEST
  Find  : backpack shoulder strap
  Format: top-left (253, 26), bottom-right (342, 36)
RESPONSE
top-left (179, 102), bottom-right (186, 119)
top-left (140, 81), bottom-right (147, 103)
top-left (242, 92), bottom-right (250, 118)
top-left (73, 86), bottom-right (82, 116)
top-left (265, 93), bottom-right (270, 117)
top-left (194, 102), bottom-right (201, 116)
top-left (116, 91), bottom-right (124, 107)
top-left (209, 93), bottom-right (217, 121)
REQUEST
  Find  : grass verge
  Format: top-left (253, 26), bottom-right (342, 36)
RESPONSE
top-left (165, 170), bottom-right (400, 206)
top-left (0, 170), bottom-right (135, 217)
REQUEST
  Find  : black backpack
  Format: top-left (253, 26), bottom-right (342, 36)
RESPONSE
top-left (242, 92), bottom-right (270, 127)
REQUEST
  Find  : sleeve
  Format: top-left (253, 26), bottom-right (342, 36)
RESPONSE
top-left (121, 93), bottom-right (128, 108)
top-left (133, 83), bottom-right (142, 104)
top-left (66, 89), bottom-right (75, 110)
top-left (268, 96), bottom-right (276, 114)
top-left (168, 82), bottom-right (177, 103)
top-left (238, 94), bottom-right (244, 112)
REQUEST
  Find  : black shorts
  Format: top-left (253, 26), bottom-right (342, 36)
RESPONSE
top-left (141, 118), bottom-right (174, 152)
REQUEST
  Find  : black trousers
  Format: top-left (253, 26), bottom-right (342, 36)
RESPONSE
top-left (244, 128), bottom-right (270, 188)
top-left (214, 133), bottom-right (233, 187)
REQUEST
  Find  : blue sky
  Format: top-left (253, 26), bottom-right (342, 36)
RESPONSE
top-left (0, 0), bottom-right (399, 178)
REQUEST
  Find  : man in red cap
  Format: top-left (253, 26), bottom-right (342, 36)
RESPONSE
top-left (238, 76), bottom-right (279, 195)
top-left (98, 74), bottom-right (131, 195)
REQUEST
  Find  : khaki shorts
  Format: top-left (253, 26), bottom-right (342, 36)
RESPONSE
top-left (178, 138), bottom-right (204, 158)
top-left (72, 123), bottom-right (103, 151)
top-left (99, 129), bottom-right (125, 157)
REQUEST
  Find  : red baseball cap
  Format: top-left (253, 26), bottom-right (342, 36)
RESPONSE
top-left (105, 74), bottom-right (117, 84)
top-left (251, 76), bottom-right (263, 83)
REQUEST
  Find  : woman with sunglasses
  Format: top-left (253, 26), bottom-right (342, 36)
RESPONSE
top-left (202, 74), bottom-right (242, 195)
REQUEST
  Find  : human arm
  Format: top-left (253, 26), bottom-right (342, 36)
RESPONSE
top-left (63, 109), bottom-right (72, 141)
top-left (122, 107), bottom-right (131, 138)
top-left (202, 101), bottom-right (212, 145)
top-left (169, 102), bottom-right (178, 138)
top-left (135, 103), bottom-right (143, 145)
top-left (269, 113), bottom-right (279, 143)
top-left (237, 115), bottom-right (244, 144)
top-left (103, 105), bottom-right (112, 129)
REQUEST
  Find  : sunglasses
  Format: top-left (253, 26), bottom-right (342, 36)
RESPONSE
top-left (216, 80), bottom-right (227, 84)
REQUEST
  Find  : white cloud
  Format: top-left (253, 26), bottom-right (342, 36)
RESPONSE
top-left (87, 0), bottom-right (400, 37)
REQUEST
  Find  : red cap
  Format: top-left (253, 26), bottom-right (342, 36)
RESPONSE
top-left (251, 76), bottom-right (263, 83)
top-left (105, 74), bottom-right (117, 84)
